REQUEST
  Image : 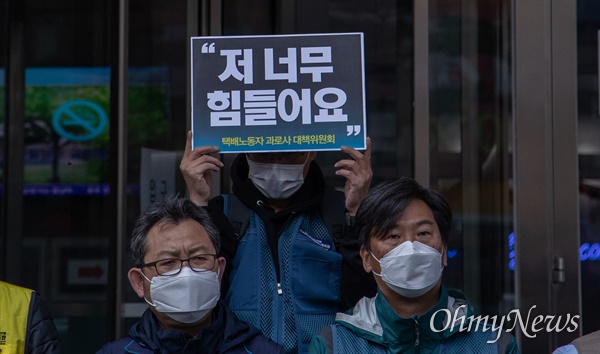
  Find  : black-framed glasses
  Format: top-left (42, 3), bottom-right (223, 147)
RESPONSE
top-left (138, 254), bottom-right (217, 276)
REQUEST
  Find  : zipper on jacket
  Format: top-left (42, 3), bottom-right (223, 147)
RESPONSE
top-left (275, 280), bottom-right (284, 343)
top-left (413, 318), bottom-right (420, 351)
top-left (272, 213), bottom-right (297, 293)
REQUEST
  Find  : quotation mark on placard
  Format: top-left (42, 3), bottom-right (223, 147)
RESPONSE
top-left (201, 43), bottom-right (216, 53)
top-left (346, 125), bottom-right (361, 136)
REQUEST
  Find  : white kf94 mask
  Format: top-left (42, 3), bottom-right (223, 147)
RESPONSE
top-left (141, 266), bottom-right (220, 323)
top-left (246, 156), bottom-right (307, 200)
top-left (371, 241), bottom-right (444, 298)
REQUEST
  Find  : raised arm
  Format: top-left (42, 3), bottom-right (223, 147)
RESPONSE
top-left (179, 131), bottom-right (224, 206)
top-left (334, 137), bottom-right (372, 215)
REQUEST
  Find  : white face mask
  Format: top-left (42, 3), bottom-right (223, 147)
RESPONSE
top-left (141, 266), bottom-right (220, 323)
top-left (247, 156), bottom-right (307, 200)
top-left (371, 241), bottom-right (444, 298)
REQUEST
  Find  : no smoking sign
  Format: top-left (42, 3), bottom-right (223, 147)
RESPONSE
top-left (52, 100), bottom-right (108, 142)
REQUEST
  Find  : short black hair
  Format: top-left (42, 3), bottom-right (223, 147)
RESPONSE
top-left (355, 177), bottom-right (452, 250)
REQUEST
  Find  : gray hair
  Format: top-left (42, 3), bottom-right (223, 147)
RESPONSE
top-left (130, 196), bottom-right (221, 266)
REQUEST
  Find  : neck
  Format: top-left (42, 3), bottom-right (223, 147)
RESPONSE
top-left (156, 310), bottom-right (213, 336)
top-left (267, 198), bottom-right (291, 213)
top-left (384, 282), bottom-right (442, 319)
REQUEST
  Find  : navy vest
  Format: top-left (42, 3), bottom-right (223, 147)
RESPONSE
top-left (223, 194), bottom-right (343, 354)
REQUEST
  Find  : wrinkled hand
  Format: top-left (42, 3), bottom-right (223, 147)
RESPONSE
top-left (179, 131), bottom-right (223, 206)
top-left (335, 137), bottom-right (372, 215)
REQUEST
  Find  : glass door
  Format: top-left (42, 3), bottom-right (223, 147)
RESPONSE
top-left (513, 0), bottom-right (580, 352)
top-left (427, 0), bottom-right (514, 318)
top-left (577, 0), bottom-right (600, 337)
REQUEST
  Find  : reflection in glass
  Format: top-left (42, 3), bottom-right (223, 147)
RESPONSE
top-left (429, 0), bottom-right (514, 317)
top-left (577, 0), bottom-right (600, 335)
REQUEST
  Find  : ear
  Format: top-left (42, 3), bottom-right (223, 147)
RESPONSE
top-left (128, 268), bottom-right (146, 299)
top-left (360, 245), bottom-right (373, 273)
top-left (216, 256), bottom-right (226, 283)
top-left (442, 245), bottom-right (448, 268)
top-left (303, 152), bottom-right (318, 177)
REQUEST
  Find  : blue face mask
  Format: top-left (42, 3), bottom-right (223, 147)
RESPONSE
top-left (247, 156), bottom-right (307, 199)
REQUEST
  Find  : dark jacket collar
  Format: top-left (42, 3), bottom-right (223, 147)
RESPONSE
top-left (128, 300), bottom-right (260, 353)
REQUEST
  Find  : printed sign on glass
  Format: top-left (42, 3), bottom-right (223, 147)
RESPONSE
top-left (191, 33), bottom-right (367, 153)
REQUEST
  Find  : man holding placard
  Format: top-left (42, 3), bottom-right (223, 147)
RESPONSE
top-left (181, 33), bottom-right (377, 354)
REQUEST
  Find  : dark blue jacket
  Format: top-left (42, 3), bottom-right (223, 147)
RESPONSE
top-left (207, 155), bottom-right (377, 354)
top-left (27, 291), bottom-right (62, 353)
top-left (96, 300), bottom-right (282, 354)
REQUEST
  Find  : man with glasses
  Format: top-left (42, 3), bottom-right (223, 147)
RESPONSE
top-left (96, 197), bottom-right (282, 353)
top-left (180, 132), bottom-right (377, 354)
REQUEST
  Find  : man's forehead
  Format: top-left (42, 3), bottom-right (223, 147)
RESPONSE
top-left (153, 243), bottom-right (214, 258)
top-left (147, 220), bottom-right (212, 245)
